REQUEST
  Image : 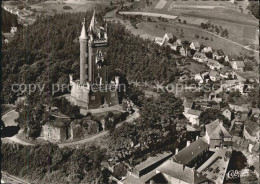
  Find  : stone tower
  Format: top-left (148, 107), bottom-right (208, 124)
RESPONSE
top-left (88, 10), bottom-right (108, 85)
top-left (69, 12), bottom-right (119, 109)
top-left (79, 18), bottom-right (88, 85)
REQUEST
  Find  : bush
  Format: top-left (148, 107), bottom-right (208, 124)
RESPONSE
top-left (63, 6), bottom-right (72, 10)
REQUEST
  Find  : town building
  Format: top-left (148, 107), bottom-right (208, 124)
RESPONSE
top-left (154, 160), bottom-right (209, 184)
top-left (42, 121), bottom-right (69, 142)
top-left (194, 71), bottom-right (209, 84)
top-left (209, 70), bottom-right (220, 81)
top-left (193, 52), bottom-right (208, 63)
top-left (69, 12), bottom-right (120, 109)
top-left (207, 59), bottom-right (224, 70)
top-left (243, 121), bottom-right (260, 142)
top-left (201, 46), bottom-right (213, 54)
top-left (222, 108), bottom-right (233, 121)
top-left (204, 119), bottom-right (232, 151)
top-left (129, 152), bottom-right (173, 178)
top-left (190, 41), bottom-right (200, 51)
top-left (183, 109), bottom-right (203, 126)
top-left (172, 138), bottom-right (209, 168)
top-left (213, 49), bottom-right (225, 60)
top-left (231, 60), bottom-right (245, 71)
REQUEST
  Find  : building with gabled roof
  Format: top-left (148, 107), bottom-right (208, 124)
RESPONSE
top-left (130, 152), bottom-right (173, 178)
top-left (192, 51), bottom-right (207, 63)
top-left (207, 59), bottom-right (224, 70)
top-left (209, 70), bottom-right (220, 81)
top-left (183, 109), bottom-right (203, 126)
top-left (172, 138), bottom-right (209, 167)
top-left (204, 119), bottom-right (232, 151)
top-left (243, 121), bottom-right (260, 142)
top-left (190, 40), bottom-right (200, 50)
top-left (231, 60), bottom-right (245, 71)
top-left (213, 49), bottom-right (225, 60)
top-left (155, 160), bottom-right (209, 184)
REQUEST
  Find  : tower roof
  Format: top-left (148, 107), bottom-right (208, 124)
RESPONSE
top-left (89, 10), bottom-right (96, 33)
top-left (79, 18), bottom-right (88, 39)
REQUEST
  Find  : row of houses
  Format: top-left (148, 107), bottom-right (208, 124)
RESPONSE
top-left (155, 33), bottom-right (247, 72)
top-left (122, 119), bottom-right (234, 184)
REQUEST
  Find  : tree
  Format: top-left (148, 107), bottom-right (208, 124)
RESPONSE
top-left (247, 1), bottom-right (259, 19)
top-left (221, 28), bottom-right (229, 38)
top-left (113, 163), bottom-right (127, 179)
top-left (199, 108), bottom-right (230, 127)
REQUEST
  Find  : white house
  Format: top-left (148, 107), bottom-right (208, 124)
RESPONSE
top-left (155, 37), bottom-right (164, 46)
top-left (183, 109), bottom-right (203, 126)
top-left (225, 54), bottom-right (238, 63)
top-left (204, 119), bottom-right (232, 150)
top-left (193, 51), bottom-right (208, 63)
top-left (222, 108), bottom-right (232, 121)
top-left (231, 60), bottom-right (245, 71)
top-left (201, 46), bottom-right (213, 54)
top-left (213, 49), bottom-right (225, 60)
top-left (179, 46), bottom-right (187, 56)
top-left (194, 71), bottom-right (209, 84)
top-left (162, 33), bottom-right (174, 44)
top-left (190, 40), bottom-right (200, 50)
top-left (207, 59), bottom-right (224, 70)
top-left (209, 70), bottom-right (220, 81)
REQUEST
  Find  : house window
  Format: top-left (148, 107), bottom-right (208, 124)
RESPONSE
top-left (111, 93), bottom-right (115, 97)
top-left (91, 96), bottom-right (95, 101)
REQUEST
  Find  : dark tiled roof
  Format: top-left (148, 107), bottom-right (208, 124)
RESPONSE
top-left (156, 160), bottom-right (208, 183)
top-left (244, 121), bottom-right (259, 136)
top-left (187, 109), bottom-right (203, 116)
top-left (205, 119), bottom-right (231, 139)
top-left (216, 49), bottom-right (225, 56)
top-left (135, 152), bottom-right (173, 171)
top-left (173, 138), bottom-right (209, 165)
top-left (232, 61), bottom-right (245, 68)
top-left (252, 143), bottom-right (259, 152)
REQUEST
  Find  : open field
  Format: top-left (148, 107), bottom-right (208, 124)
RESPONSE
top-left (126, 0), bottom-right (258, 47)
top-left (30, 0), bottom-right (111, 13)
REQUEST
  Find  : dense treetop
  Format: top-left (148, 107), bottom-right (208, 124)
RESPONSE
top-left (1, 11), bottom-right (179, 103)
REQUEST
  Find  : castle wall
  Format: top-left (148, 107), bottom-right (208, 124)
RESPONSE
top-left (70, 80), bottom-right (90, 108)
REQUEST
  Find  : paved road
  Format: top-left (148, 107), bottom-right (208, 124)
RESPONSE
top-left (59, 106), bottom-right (140, 147)
top-left (115, 10), bottom-right (259, 53)
top-left (119, 11), bottom-right (178, 20)
top-left (1, 171), bottom-right (31, 184)
top-left (2, 110), bottom-right (19, 127)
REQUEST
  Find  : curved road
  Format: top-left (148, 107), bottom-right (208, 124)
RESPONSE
top-left (116, 11), bottom-right (259, 53)
top-left (58, 106), bottom-right (140, 147)
top-left (2, 106), bottom-right (140, 147)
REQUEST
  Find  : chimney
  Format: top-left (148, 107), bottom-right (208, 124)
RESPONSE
top-left (186, 141), bottom-right (191, 147)
top-left (175, 148), bottom-right (179, 154)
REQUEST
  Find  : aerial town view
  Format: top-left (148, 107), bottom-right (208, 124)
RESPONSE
top-left (0, 0), bottom-right (259, 183)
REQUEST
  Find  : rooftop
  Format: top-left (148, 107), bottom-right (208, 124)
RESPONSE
top-left (156, 159), bottom-right (208, 183)
top-left (187, 109), bottom-right (203, 116)
top-left (209, 70), bottom-right (219, 77)
top-left (134, 152), bottom-right (173, 171)
top-left (205, 119), bottom-right (231, 139)
top-left (232, 60), bottom-right (245, 68)
top-left (173, 138), bottom-right (209, 165)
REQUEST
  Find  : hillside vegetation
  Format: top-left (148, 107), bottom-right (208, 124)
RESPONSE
top-left (1, 11), bottom-right (179, 104)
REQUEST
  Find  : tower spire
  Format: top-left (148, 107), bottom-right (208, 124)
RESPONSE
top-left (89, 10), bottom-right (96, 32)
top-left (79, 18), bottom-right (87, 39)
